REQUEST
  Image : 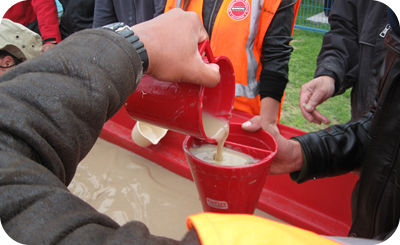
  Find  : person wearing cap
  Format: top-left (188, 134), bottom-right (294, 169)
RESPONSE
top-left (0, 8), bottom-right (339, 245)
top-left (0, 7), bottom-right (393, 244)
top-left (3, 0), bottom-right (61, 53)
top-left (0, 9), bottom-right (220, 244)
top-left (0, 18), bottom-right (42, 76)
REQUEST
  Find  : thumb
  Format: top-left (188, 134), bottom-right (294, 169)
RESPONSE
top-left (303, 88), bottom-right (328, 112)
top-left (242, 116), bottom-right (263, 132)
top-left (195, 62), bottom-right (221, 87)
top-left (303, 103), bottom-right (314, 113)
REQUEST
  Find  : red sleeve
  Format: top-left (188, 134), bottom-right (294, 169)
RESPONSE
top-left (31, 0), bottom-right (62, 44)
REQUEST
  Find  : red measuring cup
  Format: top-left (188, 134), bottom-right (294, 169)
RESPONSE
top-left (125, 40), bottom-right (235, 142)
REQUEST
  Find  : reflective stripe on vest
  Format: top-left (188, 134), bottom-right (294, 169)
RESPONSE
top-left (165, 0), bottom-right (282, 115)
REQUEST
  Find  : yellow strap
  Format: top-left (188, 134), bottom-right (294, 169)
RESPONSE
top-left (187, 213), bottom-right (341, 245)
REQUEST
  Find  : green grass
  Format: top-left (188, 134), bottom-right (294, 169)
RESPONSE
top-left (280, 28), bottom-right (351, 133)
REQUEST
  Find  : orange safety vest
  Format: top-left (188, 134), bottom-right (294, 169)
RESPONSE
top-left (187, 213), bottom-right (342, 245)
top-left (165, 0), bottom-right (300, 120)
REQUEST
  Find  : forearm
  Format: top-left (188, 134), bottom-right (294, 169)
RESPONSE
top-left (31, 0), bottom-right (62, 43)
top-left (259, 97), bottom-right (280, 125)
top-left (290, 112), bottom-right (373, 183)
top-left (0, 28), bottom-right (164, 244)
top-left (0, 8), bottom-right (221, 244)
top-left (314, 0), bottom-right (359, 96)
top-left (259, 0), bottom-right (295, 101)
top-left (0, 28), bottom-right (142, 185)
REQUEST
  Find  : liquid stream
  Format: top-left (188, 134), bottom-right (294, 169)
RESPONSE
top-left (201, 112), bottom-right (256, 166)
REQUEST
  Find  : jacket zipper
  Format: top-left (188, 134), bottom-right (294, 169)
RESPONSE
top-left (380, 24), bottom-right (391, 38)
top-left (207, 0), bottom-right (219, 36)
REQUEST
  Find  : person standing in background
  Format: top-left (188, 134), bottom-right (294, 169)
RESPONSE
top-left (242, 7), bottom-right (400, 240)
top-left (92, 0), bottom-right (167, 28)
top-left (4, 0), bottom-right (61, 53)
top-left (58, 0), bottom-right (95, 39)
top-left (0, 9), bottom-right (222, 244)
top-left (299, 0), bottom-right (388, 125)
top-left (0, 18), bottom-right (42, 76)
top-left (165, 0), bottom-right (300, 132)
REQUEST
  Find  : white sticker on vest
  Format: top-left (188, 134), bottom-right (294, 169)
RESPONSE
top-left (228, 0), bottom-right (250, 21)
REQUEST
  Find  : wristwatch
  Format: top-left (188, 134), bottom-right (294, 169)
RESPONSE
top-left (101, 22), bottom-right (149, 75)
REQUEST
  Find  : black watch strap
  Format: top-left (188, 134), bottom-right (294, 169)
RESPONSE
top-left (101, 22), bottom-right (149, 74)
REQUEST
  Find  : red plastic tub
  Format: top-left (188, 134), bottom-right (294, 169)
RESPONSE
top-left (100, 107), bottom-right (359, 236)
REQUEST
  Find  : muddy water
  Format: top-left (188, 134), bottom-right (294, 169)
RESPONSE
top-left (190, 144), bottom-right (258, 166)
top-left (68, 138), bottom-right (286, 240)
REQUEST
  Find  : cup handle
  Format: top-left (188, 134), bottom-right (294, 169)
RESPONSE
top-left (198, 40), bottom-right (216, 64)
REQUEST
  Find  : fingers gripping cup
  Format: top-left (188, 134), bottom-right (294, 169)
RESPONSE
top-left (183, 123), bottom-right (278, 214)
top-left (124, 40), bottom-right (235, 142)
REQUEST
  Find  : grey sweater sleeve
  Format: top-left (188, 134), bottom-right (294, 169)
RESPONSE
top-left (0, 29), bottom-right (182, 245)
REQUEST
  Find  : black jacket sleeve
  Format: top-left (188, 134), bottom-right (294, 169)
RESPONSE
top-left (0, 28), bottom-right (195, 244)
top-left (259, 0), bottom-right (296, 102)
top-left (290, 111), bottom-right (372, 184)
top-left (313, 0), bottom-right (360, 95)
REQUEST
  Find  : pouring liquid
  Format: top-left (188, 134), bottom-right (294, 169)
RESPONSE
top-left (198, 113), bottom-right (257, 166)
top-left (202, 112), bottom-right (229, 161)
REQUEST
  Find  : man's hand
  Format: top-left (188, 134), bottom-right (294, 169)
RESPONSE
top-left (41, 43), bottom-right (57, 53)
top-left (131, 9), bottom-right (220, 88)
top-left (299, 76), bottom-right (335, 125)
top-left (242, 116), bottom-right (304, 175)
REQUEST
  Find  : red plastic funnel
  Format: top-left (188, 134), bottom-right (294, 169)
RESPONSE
top-left (183, 123), bottom-right (278, 214)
